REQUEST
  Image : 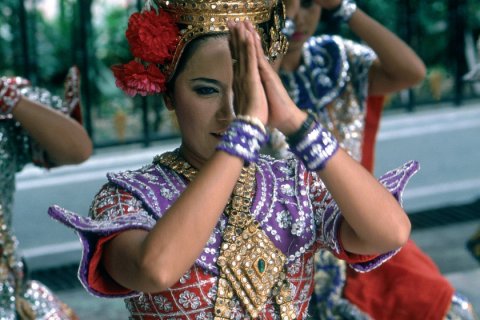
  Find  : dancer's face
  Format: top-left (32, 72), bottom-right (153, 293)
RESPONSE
top-left (285, 0), bottom-right (322, 53)
top-left (167, 36), bottom-right (235, 168)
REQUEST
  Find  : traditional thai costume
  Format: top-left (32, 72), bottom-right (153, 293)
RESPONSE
top-left (0, 73), bottom-right (80, 319)
top-left (279, 32), bottom-right (476, 319)
top-left (49, 150), bottom-right (418, 319)
top-left (47, 0), bottom-right (431, 319)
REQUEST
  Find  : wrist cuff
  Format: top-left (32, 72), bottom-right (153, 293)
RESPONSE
top-left (329, 0), bottom-right (357, 23)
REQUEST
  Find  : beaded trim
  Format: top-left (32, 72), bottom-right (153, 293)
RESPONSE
top-left (289, 115), bottom-right (339, 171)
top-left (235, 115), bottom-right (266, 134)
top-left (216, 119), bottom-right (268, 165)
top-left (155, 152), bottom-right (296, 319)
top-left (331, 0), bottom-right (357, 23)
top-left (0, 77), bottom-right (22, 119)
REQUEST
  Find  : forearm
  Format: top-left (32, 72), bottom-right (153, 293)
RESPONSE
top-left (348, 9), bottom-right (426, 94)
top-left (281, 109), bottom-right (411, 254)
top-left (12, 97), bottom-right (92, 165)
top-left (319, 149), bottom-right (411, 254)
top-left (128, 152), bottom-right (243, 291)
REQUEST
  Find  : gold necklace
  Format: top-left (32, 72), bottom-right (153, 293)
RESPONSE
top-left (155, 150), bottom-right (295, 319)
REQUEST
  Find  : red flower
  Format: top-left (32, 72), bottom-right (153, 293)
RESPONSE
top-left (126, 10), bottom-right (179, 64)
top-left (112, 61), bottom-right (166, 96)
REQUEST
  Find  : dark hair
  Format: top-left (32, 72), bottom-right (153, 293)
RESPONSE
top-left (166, 33), bottom-right (228, 94)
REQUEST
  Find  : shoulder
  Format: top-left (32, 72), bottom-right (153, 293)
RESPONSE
top-left (305, 35), bottom-right (344, 53)
top-left (89, 161), bottom-right (165, 221)
top-left (307, 35), bottom-right (374, 59)
top-left (89, 182), bottom-right (145, 221)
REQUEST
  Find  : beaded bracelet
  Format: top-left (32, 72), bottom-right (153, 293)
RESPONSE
top-left (285, 111), bottom-right (316, 146)
top-left (236, 114), bottom-right (267, 135)
top-left (288, 113), bottom-right (339, 171)
top-left (0, 77), bottom-right (21, 119)
top-left (216, 118), bottom-right (268, 165)
top-left (330, 0), bottom-right (357, 24)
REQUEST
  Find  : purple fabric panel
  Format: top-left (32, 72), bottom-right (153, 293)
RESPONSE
top-left (108, 163), bottom-right (227, 275)
top-left (107, 164), bottom-right (185, 219)
top-left (349, 248), bottom-right (401, 273)
top-left (48, 205), bottom-right (155, 298)
top-left (256, 157), bottom-right (317, 262)
top-left (378, 160), bottom-right (420, 205)
top-left (316, 200), bottom-right (343, 254)
top-left (348, 160), bottom-right (420, 272)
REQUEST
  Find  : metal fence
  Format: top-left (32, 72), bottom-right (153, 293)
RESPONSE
top-left (1, 0), bottom-right (480, 148)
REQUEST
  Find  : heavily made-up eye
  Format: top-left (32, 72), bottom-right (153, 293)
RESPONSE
top-left (301, 0), bottom-right (314, 8)
top-left (193, 86), bottom-right (219, 95)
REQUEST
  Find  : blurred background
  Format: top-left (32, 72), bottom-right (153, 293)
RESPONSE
top-left (2, 0), bottom-right (480, 318)
top-left (1, 0), bottom-right (480, 147)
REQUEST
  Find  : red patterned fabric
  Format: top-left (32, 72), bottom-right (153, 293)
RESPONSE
top-left (86, 179), bottom-right (388, 319)
top-left (89, 245), bottom-right (318, 319)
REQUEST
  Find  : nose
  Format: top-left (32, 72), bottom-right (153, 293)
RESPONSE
top-left (216, 93), bottom-right (235, 124)
top-left (292, 9), bottom-right (304, 27)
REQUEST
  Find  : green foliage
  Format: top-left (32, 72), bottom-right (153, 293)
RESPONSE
top-left (1, 0), bottom-right (480, 142)
top-left (0, 0), bottom-right (21, 76)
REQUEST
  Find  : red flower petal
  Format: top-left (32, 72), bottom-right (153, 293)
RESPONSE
top-left (126, 10), bottom-right (179, 64)
top-left (112, 61), bottom-right (166, 97)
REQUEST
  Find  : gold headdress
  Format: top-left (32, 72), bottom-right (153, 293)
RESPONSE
top-left (112, 0), bottom-right (288, 97)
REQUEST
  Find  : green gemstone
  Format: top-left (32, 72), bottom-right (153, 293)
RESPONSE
top-left (257, 259), bottom-right (266, 273)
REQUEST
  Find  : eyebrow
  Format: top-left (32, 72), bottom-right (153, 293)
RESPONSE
top-left (189, 77), bottom-right (221, 85)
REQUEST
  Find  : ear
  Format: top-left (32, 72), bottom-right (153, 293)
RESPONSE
top-left (163, 93), bottom-right (175, 111)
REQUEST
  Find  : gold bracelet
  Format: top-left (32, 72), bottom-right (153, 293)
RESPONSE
top-left (236, 115), bottom-right (267, 134)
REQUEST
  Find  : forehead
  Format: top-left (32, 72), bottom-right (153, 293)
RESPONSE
top-left (180, 37), bottom-right (232, 79)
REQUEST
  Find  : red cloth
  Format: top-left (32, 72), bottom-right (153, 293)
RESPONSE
top-left (344, 240), bottom-right (454, 320)
top-left (88, 233), bottom-right (133, 296)
top-left (344, 96), bottom-right (455, 320)
top-left (360, 96), bottom-right (384, 172)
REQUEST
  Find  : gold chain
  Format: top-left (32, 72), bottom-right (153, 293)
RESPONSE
top-left (155, 151), bottom-right (295, 319)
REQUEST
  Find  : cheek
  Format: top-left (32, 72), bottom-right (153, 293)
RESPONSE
top-left (174, 95), bottom-right (210, 132)
top-left (300, 6), bottom-right (321, 29)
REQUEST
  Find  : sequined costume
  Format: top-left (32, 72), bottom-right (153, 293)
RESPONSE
top-left (279, 35), bottom-right (477, 320)
top-left (48, 150), bottom-right (418, 319)
top-left (0, 82), bottom-right (78, 319)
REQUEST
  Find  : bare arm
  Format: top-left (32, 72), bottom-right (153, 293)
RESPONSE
top-left (249, 21), bottom-right (410, 255)
top-left (311, 0), bottom-right (426, 94)
top-left (346, 8), bottom-right (426, 95)
top-left (104, 152), bottom-right (243, 292)
top-left (11, 97), bottom-right (92, 165)
top-left (103, 22), bottom-right (268, 293)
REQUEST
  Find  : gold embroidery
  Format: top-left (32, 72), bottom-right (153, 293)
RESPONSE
top-left (155, 150), bottom-right (295, 319)
top-left (147, 0), bottom-right (289, 79)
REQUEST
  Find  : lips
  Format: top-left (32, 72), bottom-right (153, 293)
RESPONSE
top-left (211, 131), bottom-right (226, 139)
top-left (291, 32), bottom-right (306, 41)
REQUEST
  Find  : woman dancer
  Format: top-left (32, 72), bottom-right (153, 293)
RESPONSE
top-left (48, 1), bottom-right (417, 318)
top-left (0, 66), bottom-right (92, 319)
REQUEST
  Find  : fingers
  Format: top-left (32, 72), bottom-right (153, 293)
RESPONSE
top-left (244, 21), bottom-right (270, 72)
top-left (228, 21), bottom-right (258, 79)
top-left (227, 20), bottom-right (268, 122)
